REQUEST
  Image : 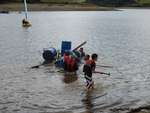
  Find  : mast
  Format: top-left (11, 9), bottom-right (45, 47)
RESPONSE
top-left (22, 0), bottom-right (31, 27)
top-left (24, 0), bottom-right (28, 20)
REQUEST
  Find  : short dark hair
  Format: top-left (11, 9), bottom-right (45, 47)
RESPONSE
top-left (86, 54), bottom-right (90, 58)
top-left (85, 54), bottom-right (90, 58)
top-left (64, 51), bottom-right (70, 56)
top-left (91, 53), bottom-right (98, 60)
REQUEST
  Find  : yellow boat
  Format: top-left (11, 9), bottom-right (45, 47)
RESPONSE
top-left (22, 0), bottom-right (31, 27)
top-left (22, 21), bottom-right (31, 27)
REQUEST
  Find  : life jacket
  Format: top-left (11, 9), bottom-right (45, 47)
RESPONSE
top-left (70, 57), bottom-right (78, 72)
top-left (63, 54), bottom-right (70, 71)
top-left (64, 54), bottom-right (70, 63)
top-left (85, 59), bottom-right (92, 65)
top-left (84, 59), bottom-right (96, 71)
top-left (90, 60), bottom-right (96, 71)
top-left (64, 56), bottom-right (78, 72)
top-left (66, 57), bottom-right (72, 72)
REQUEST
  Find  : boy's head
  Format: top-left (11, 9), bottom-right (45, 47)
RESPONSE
top-left (64, 50), bottom-right (70, 56)
top-left (84, 54), bottom-right (90, 61)
top-left (91, 53), bottom-right (98, 61)
top-left (79, 48), bottom-right (83, 52)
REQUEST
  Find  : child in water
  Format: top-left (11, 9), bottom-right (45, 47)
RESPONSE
top-left (83, 54), bottom-right (98, 90)
top-left (84, 54), bottom-right (90, 61)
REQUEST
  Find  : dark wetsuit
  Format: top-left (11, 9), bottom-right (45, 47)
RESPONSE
top-left (83, 60), bottom-right (96, 88)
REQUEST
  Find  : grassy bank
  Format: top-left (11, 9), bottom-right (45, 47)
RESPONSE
top-left (1, 0), bottom-right (150, 7)
top-left (40, 0), bottom-right (86, 3)
top-left (0, 3), bottom-right (116, 11)
top-left (136, 0), bottom-right (150, 6)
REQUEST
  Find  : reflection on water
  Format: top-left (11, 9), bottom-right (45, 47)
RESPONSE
top-left (63, 73), bottom-right (78, 84)
top-left (82, 91), bottom-right (94, 113)
top-left (0, 9), bottom-right (150, 113)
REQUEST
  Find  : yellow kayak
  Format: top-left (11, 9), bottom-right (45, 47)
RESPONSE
top-left (22, 23), bottom-right (31, 27)
top-left (22, 19), bottom-right (31, 27)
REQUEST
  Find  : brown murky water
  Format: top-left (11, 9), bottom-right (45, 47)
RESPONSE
top-left (0, 9), bottom-right (150, 113)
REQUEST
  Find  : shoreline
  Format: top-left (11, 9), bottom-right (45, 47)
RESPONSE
top-left (1, 3), bottom-right (150, 12)
top-left (0, 3), bottom-right (117, 11)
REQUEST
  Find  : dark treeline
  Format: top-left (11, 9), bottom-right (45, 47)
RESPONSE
top-left (0, 0), bottom-right (149, 7)
top-left (87, 0), bottom-right (136, 6)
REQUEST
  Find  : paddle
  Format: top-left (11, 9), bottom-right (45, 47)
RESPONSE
top-left (96, 65), bottom-right (113, 68)
top-left (31, 64), bottom-right (42, 69)
top-left (94, 71), bottom-right (110, 76)
top-left (30, 61), bottom-right (54, 69)
top-left (72, 41), bottom-right (87, 51)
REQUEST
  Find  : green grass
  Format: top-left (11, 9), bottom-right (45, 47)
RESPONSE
top-left (40, 0), bottom-right (86, 3)
top-left (136, 0), bottom-right (150, 6)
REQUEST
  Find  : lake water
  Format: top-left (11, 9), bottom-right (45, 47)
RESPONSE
top-left (0, 9), bottom-right (150, 113)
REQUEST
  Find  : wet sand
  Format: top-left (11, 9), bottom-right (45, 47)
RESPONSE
top-left (0, 3), bottom-right (116, 11)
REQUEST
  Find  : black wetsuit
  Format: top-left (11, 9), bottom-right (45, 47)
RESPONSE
top-left (83, 60), bottom-right (96, 88)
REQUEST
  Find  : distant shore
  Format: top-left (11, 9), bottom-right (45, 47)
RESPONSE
top-left (0, 3), bottom-right (117, 11)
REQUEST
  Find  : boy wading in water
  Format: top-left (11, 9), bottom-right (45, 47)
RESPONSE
top-left (83, 54), bottom-right (98, 90)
